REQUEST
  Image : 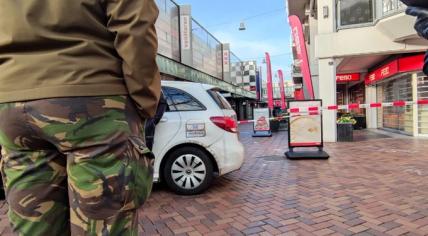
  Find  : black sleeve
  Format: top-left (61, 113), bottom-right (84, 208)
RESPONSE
top-left (401, 0), bottom-right (428, 8)
top-left (406, 6), bottom-right (428, 39)
top-left (153, 94), bottom-right (167, 124)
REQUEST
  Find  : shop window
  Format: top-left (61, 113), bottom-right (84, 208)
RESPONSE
top-left (350, 83), bottom-right (366, 117)
top-left (338, 0), bottom-right (374, 27)
top-left (380, 76), bottom-right (413, 134)
top-left (418, 75), bottom-right (428, 135)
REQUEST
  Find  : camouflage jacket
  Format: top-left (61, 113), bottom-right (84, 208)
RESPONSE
top-left (0, 0), bottom-right (161, 118)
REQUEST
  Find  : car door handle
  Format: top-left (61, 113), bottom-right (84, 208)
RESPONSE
top-left (160, 118), bottom-right (168, 123)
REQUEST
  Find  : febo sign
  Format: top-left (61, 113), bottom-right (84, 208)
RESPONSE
top-left (365, 60), bottom-right (398, 84)
top-left (366, 54), bottom-right (424, 85)
top-left (336, 73), bottom-right (360, 82)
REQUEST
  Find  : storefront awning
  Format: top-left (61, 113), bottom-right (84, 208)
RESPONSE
top-left (365, 54), bottom-right (424, 85)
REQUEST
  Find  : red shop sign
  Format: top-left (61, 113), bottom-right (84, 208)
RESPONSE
top-left (365, 60), bottom-right (399, 85)
top-left (336, 73), bottom-right (361, 82)
top-left (398, 54), bottom-right (424, 73)
top-left (366, 53), bottom-right (424, 85)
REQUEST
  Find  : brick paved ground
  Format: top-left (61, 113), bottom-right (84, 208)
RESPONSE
top-left (1, 125), bottom-right (428, 235)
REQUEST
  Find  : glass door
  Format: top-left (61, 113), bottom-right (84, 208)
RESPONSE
top-left (382, 76), bottom-right (413, 134)
top-left (382, 81), bottom-right (399, 130)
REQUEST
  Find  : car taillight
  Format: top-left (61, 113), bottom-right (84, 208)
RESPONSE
top-left (210, 116), bottom-right (238, 133)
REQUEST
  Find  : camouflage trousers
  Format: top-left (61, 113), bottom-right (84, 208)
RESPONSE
top-left (0, 96), bottom-right (154, 236)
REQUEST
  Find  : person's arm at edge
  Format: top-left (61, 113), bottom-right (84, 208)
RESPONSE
top-left (105, 0), bottom-right (161, 118)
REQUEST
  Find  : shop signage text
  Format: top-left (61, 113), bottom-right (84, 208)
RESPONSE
top-left (336, 73), bottom-right (361, 82)
top-left (222, 50), bottom-right (230, 73)
top-left (365, 54), bottom-right (424, 85)
top-left (180, 15), bottom-right (191, 50)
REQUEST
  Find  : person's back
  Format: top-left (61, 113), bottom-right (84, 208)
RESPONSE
top-left (0, 0), bottom-right (160, 117)
top-left (0, 0), bottom-right (160, 235)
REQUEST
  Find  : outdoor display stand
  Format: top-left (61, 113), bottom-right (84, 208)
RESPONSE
top-left (252, 108), bottom-right (272, 137)
top-left (285, 100), bottom-right (329, 159)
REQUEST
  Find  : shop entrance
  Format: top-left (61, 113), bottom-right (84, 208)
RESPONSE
top-left (379, 75), bottom-right (413, 135)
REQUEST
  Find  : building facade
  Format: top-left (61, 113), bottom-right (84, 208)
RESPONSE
top-left (287, 0), bottom-right (428, 141)
top-left (154, 0), bottom-right (256, 120)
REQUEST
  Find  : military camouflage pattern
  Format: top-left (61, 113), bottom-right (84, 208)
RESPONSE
top-left (0, 96), bottom-right (154, 236)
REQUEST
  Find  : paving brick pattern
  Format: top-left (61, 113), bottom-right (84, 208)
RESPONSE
top-left (1, 125), bottom-right (428, 235)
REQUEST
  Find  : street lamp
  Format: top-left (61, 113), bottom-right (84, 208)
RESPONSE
top-left (239, 21), bottom-right (246, 31)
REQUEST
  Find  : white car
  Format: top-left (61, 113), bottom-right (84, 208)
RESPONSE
top-left (152, 81), bottom-right (245, 195)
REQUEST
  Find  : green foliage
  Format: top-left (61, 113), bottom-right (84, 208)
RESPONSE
top-left (337, 114), bottom-right (357, 125)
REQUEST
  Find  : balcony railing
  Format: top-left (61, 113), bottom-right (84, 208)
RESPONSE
top-left (382, 0), bottom-right (405, 16)
top-left (337, 0), bottom-right (406, 29)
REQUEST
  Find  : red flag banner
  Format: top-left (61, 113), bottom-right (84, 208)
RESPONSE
top-left (289, 15), bottom-right (315, 100)
top-left (278, 69), bottom-right (287, 110)
top-left (265, 52), bottom-right (274, 110)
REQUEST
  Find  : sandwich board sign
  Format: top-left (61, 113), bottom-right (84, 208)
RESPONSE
top-left (252, 108), bottom-right (272, 137)
top-left (285, 100), bottom-right (329, 159)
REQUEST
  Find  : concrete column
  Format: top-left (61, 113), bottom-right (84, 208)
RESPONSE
top-left (308, 10), bottom-right (319, 98)
top-left (365, 85), bottom-right (378, 129)
top-left (316, 0), bottom-right (337, 142)
top-left (179, 5), bottom-right (193, 66)
top-left (318, 58), bottom-right (337, 142)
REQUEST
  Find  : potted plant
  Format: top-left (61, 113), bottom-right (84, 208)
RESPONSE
top-left (337, 114), bottom-right (357, 142)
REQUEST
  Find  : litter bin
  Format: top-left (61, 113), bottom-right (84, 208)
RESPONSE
top-left (337, 123), bottom-right (353, 142)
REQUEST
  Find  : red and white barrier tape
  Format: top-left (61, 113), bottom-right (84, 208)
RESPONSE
top-left (288, 100), bottom-right (428, 114)
top-left (237, 100), bottom-right (428, 124)
top-left (238, 112), bottom-right (320, 124)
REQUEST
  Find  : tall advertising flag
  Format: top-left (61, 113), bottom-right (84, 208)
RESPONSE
top-left (289, 15), bottom-right (315, 100)
top-left (265, 52), bottom-right (274, 110)
top-left (278, 70), bottom-right (286, 110)
top-left (256, 70), bottom-right (261, 101)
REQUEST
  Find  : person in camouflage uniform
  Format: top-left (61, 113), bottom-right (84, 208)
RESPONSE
top-left (0, 96), bottom-right (154, 235)
top-left (0, 0), bottom-right (160, 235)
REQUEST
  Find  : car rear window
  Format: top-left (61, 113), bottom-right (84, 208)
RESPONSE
top-left (162, 86), bottom-right (206, 112)
top-left (207, 89), bottom-right (233, 110)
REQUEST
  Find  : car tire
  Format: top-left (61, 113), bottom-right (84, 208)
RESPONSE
top-left (163, 147), bottom-right (213, 195)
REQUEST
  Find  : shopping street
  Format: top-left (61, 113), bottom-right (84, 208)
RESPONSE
top-left (1, 125), bottom-right (427, 236)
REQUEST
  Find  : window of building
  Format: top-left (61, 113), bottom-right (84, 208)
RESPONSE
top-left (163, 87), bottom-right (206, 111)
top-left (349, 83), bottom-right (366, 117)
top-left (378, 76), bottom-right (413, 134)
top-left (382, 0), bottom-right (405, 16)
top-left (338, 0), bottom-right (374, 27)
top-left (418, 74), bottom-right (428, 135)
